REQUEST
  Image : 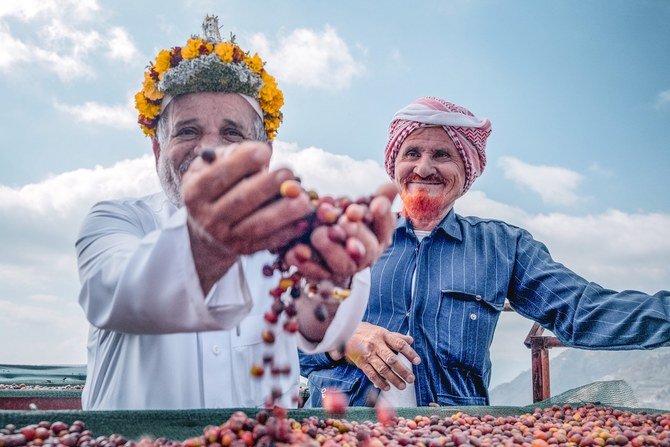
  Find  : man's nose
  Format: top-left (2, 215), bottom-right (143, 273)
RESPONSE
top-left (195, 133), bottom-right (229, 155)
top-left (413, 156), bottom-right (436, 177)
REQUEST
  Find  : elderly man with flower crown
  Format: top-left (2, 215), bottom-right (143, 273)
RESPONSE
top-left (300, 96), bottom-right (670, 408)
top-left (75, 16), bottom-right (396, 410)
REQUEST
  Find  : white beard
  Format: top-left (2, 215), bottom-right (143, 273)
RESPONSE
top-left (157, 152), bottom-right (196, 207)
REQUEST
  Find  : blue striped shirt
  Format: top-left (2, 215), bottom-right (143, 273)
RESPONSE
top-left (300, 209), bottom-right (670, 406)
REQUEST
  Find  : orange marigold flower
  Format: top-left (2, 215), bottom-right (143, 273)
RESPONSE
top-left (142, 72), bottom-right (163, 101)
top-left (244, 53), bottom-right (263, 74)
top-left (154, 50), bottom-right (172, 79)
top-left (140, 124), bottom-right (155, 137)
top-left (182, 38), bottom-right (204, 59)
top-left (134, 92), bottom-right (161, 118)
top-left (214, 42), bottom-right (234, 63)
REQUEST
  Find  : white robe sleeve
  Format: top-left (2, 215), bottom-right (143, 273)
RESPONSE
top-left (76, 199), bottom-right (252, 334)
top-left (295, 267), bottom-right (370, 354)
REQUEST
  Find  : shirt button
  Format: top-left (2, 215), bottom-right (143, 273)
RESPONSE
top-left (470, 313), bottom-right (477, 320)
top-left (212, 345), bottom-right (221, 355)
top-left (475, 295), bottom-right (482, 301)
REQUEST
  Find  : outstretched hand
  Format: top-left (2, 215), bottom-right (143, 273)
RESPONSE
top-left (283, 183), bottom-right (398, 283)
top-left (181, 142), bottom-right (311, 293)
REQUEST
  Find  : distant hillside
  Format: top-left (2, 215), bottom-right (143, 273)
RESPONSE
top-left (490, 347), bottom-right (670, 409)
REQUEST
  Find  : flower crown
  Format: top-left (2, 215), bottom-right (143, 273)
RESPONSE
top-left (134, 15), bottom-right (284, 139)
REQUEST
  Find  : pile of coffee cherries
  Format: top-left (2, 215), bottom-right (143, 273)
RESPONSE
top-left (2, 404), bottom-right (668, 447)
top-left (253, 180), bottom-right (381, 407)
top-left (0, 384), bottom-right (83, 391)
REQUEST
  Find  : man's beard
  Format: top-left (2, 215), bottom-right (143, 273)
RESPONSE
top-left (157, 152), bottom-right (197, 207)
top-left (399, 174), bottom-right (451, 223)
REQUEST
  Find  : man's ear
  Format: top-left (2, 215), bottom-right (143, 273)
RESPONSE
top-left (152, 138), bottom-right (160, 168)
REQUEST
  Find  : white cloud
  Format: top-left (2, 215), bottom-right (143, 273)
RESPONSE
top-left (0, 1), bottom-right (137, 81)
top-left (588, 162), bottom-right (613, 177)
top-left (248, 26), bottom-right (364, 90)
top-left (105, 27), bottom-right (139, 62)
top-left (54, 98), bottom-right (136, 129)
top-left (499, 156), bottom-right (584, 206)
top-left (0, 155), bottom-right (159, 218)
top-left (656, 89), bottom-right (670, 108)
top-left (0, 20), bottom-right (95, 80)
top-left (0, 0), bottom-right (99, 22)
top-left (271, 141), bottom-right (388, 197)
top-left (0, 22), bottom-right (30, 68)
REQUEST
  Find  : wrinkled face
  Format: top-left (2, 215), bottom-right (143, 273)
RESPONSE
top-left (152, 92), bottom-right (260, 206)
top-left (393, 126), bottom-right (466, 223)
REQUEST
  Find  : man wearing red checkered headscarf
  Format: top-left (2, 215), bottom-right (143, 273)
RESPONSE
top-left (300, 96), bottom-right (670, 409)
top-left (384, 97), bottom-right (492, 231)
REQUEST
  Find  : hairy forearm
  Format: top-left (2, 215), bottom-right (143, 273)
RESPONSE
top-left (187, 218), bottom-right (239, 296)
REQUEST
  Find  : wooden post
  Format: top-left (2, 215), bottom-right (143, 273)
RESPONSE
top-left (530, 337), bottom-right (551, 402)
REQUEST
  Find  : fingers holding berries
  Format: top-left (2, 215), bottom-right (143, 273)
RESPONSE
top-left (183, 142), bottom-right (271, 203)
top-left (183, 145), bottom-right (311, 256)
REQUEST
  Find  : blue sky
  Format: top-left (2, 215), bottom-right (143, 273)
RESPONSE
top-left (0, 1), bottom-right (668, 394)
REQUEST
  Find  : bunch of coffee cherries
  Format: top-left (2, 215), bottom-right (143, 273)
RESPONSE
top-left (251, 179), bottom-right (379, 408)
top-left (3, 405), bottom-right (668, 447)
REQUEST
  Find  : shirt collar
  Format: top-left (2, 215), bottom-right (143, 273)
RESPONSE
top-left (396, 208), bottom-right (463, 242)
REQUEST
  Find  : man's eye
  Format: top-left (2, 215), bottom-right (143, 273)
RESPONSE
top-left (222, 128), bottom-right (245, 141)
top-left (175, 127), bottom-right (197, 137)
top-left (404, 150), bottom-right (420, 158)
top-left (435, 151), bottom-right (451, 158)
top-left (223, 129), bottom-right (243, 137)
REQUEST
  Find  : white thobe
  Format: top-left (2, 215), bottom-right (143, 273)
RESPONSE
top-left (76, 192), bottom-right (369, 410)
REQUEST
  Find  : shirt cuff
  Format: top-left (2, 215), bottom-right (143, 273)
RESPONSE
top-left (296, 267), bottom-right (371, 354)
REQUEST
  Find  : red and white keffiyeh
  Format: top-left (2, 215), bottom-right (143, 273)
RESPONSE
top-left (384, 97), bottom-right (492, 192)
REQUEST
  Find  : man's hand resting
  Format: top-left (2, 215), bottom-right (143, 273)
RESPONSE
top-left (331, 322), bottom-right (421, 391)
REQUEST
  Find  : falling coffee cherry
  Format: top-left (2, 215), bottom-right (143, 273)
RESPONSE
top-left (375, 398), bottom-right (397, 426)
top-left (263, 311), bottom-right (278, 324)
top-left (283, 319), bottom-right (299, 333)
top-left (250, 364), bottom-right (264, 378)
top-left (323, 389), bottom-right (347, 418)
top-left (261, 329), bottom-right (275, 344)
top-left (289, 287), bottom-right (301, 299)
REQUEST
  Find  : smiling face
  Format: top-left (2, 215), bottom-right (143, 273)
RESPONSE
top-left (393, 126), bottom-right (466, 229)
top-left (152, 92), bottom-right (263, 206)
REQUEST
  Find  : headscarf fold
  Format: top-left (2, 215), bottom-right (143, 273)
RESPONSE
top-left (384, 97), bottom-right (492, 192)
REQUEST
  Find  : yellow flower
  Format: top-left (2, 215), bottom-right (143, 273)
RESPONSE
top-left (154, 50), bottom-right (172, 79)
top-left (244, 53), bottom-right (263, 74)
top-left (214, 42), bottom-right (234, 63)
top-left (142, 72), bottom-right (163, 101)
top-left (265, 115), bottom-right (280, 131)
top-left (134, 92), bottom-right (161, 118)
top-left (181, 38), bottom-right (204, 59)
top-left (140, 124), bottom-right (154, 137)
